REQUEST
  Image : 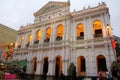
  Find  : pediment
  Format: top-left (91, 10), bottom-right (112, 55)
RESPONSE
top-left (34, 1), bottom-right (70, 16)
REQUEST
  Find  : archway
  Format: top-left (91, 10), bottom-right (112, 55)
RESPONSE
top-left (93, 20), bottom-right (103, 38)
top-left (34, 29), bottom-right (41, 44)
top-left (26, 34), bottom-right (32, 47)
top-left (76, 23), bottom-right (84, 40)
top-left (43, 57), bottom-right (49, 75)
top-left (77, 56), bottom-right (86, 76)
top-left (56, 24), bottom-right (64, 41)
top-left (55, 56), bottom-right (62, 78)
top-left (44, 27), bottom-right (52, 42)
top-left (32, 57), bottom-right (37, 74)
top-left (97, 55), bottom-right (107, 72)
top-left (18, 36), bottom-right (24, 48)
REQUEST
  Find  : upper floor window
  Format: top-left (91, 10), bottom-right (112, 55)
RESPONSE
top-left (56, 24), bottom-right (64, 41)
top-left (93, 20), bottom-right (103, 38)
top-left (76, 23), bottom-right (84, 40)
top-left (18, 36), bottom-right (24, 48)
top-left (34, 29), bottom-right (42, 44)
top-left (44, 27), bottom-right (52, 43)
top-left (26, 34), bottom-right (32, 47)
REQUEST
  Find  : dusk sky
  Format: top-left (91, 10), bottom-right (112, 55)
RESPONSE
top-left (0, 0), bottom-right (120, 36)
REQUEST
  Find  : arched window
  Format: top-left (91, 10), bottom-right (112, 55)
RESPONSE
top-left (44, 27), bottom-right (52, 42)
top-left (34, 29), bottom-right (41, 44)
top-left (78, 56), bottom-right (86, 76)
top-left (56, 24), bottom-right (64, 41)
top-left (18, 36), bottom-right (24, 48)
top-left (76, 24), bottom-right (84, 40)
top-left (26, 34), bottom-right (32, 47)
top-left (93, 20), bottom-right (103, 38)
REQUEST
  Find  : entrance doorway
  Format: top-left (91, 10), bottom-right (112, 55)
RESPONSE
top-left (32, 57), bottom-right (37, 74)
top-left (78, 56), bottom-right (86, 76)
top-left (97, 55), bottom-right (107, 72)
top-left (55, 56), bottom-right (62, 78)
top-left (43, 57), bottom-right (49, 75)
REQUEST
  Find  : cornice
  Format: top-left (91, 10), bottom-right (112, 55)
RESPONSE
top-left (71, 2), bottom-right (108, 21)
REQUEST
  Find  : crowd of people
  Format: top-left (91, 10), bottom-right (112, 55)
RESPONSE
top-left (98, 67), bottom-right (120, 80)
top-left (0, 63), bottom-right (26, 79)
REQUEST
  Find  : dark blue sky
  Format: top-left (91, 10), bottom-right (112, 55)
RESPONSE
top-left (0, 0), bottom-right (120, 36)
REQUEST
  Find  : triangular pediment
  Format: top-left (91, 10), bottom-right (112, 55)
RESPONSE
top-left (34, 1), bottom-right (70, 16)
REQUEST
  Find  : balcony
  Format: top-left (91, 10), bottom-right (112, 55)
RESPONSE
top-left (44, 38), bottom-right (50, 43)
top-left (26, 42), bottom-right (30, 47)
top-left (18, 45), bottom-right (21, 48)
top-left (34, 40), bottom-right (39, 44)
top-left (94, 34), bottom-right (103, 38)
top-left (56, 36), bottom-right (62, 41)
top-left (77, 36), bottom-right (84, 40)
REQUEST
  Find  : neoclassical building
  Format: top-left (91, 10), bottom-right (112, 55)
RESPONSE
top-left (13, 1), bottom-right (115, 78)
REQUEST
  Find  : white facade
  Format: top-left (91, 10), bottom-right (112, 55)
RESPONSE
top-left (13, 1), bottom-right (115, 77)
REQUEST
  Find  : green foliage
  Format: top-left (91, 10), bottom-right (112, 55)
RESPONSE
top-left (0, 71), bottom-right (4, 79)
top-left (67, 63), bottom-right (75, 76)
top-left (110, 61), bottom-right (120, 71)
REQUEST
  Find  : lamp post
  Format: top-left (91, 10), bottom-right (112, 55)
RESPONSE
top-left (106, 24), bottom-right (118, 67)
top-left (106, 24), bottom-right (112, 70)
top-left (106, 24), bottom-right (110, 35)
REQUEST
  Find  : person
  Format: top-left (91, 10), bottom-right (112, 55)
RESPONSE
top-left (60, 71), bottom-right (64, 80)
top-left (112, 67), bottom-right (118, 80)
top-left (106, 69), bottom-right (112, 80)
top-left (98, 70), bottom-right (103, 80)
top-left (102, 71), bottom-right (107, 80)
top-left (72, 66), bottom-right (77, 80)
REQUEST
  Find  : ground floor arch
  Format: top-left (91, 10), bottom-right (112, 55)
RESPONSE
top-left (32, 56), bottom-right (37, 74)
top-left (55, 55), bottom-right (62, 78)
top-left (77, 56), bottom-right (86, 76)
top-left (96, 54), bottom-right (107, 72)
top-left (43, 57), bottom-right (49, 75)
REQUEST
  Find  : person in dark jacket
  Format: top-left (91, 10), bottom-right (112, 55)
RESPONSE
top-left (112, 67), bottom-right (118, 80)
top-left (72, 66), bottom-right (77, 80)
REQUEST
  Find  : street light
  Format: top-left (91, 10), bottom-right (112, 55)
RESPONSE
top-left (106, 24), bottom-right (118, 69)
top-left (106, 24), bottom-right (110, 35)
top-left (106, 24), bottom-right (112, 71)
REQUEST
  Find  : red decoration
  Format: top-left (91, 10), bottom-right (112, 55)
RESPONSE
top-left (111, 39), bottom-right (116, 49)
top-left (2, 52), bottom-right (7, 58)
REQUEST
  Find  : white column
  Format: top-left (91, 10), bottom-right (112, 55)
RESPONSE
top-left (39, 50), bottom-right (43, 75)
top-left (40, 27), bottom-right (45, 44)
top-left (39, 61), bottom-right (43, 75)
top-left (52, 22), bottom-right (56, 42)
top-left (26, 61), bottom-right (32, 74)
top-left (63, 47), bottom-right (69, 75)
top-left (47, 59), bottom-right (53, 75)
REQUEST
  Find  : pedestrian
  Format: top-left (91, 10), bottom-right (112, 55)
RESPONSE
top-left (102, 71), bottom-right (107, 80)
top-left (98, 70), bottom-right (103, 80)
top-left (106, 69), bottom-right (112, 80)
top-left (60, 71), bottom-right (64, 80)
top-left (111, 67), bottom-right (119, 80)
top-left (72, 66), bottom-right (77, 80)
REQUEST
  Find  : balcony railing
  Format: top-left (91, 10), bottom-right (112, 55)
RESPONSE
top-left (77, 36), bottom-right (84, 40)
top-left (18, 45), bottom-right (21, 48)
top-left (94, 34), bottom-right (103, 38)
top-left (34, 40), bottom-right (39, 44)
top-left (44, 38), bottom-right (50, 43)
top-left (56, 36), bottom-right (62, 41)
top-left (26, 42), bottom-right (30, 47)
